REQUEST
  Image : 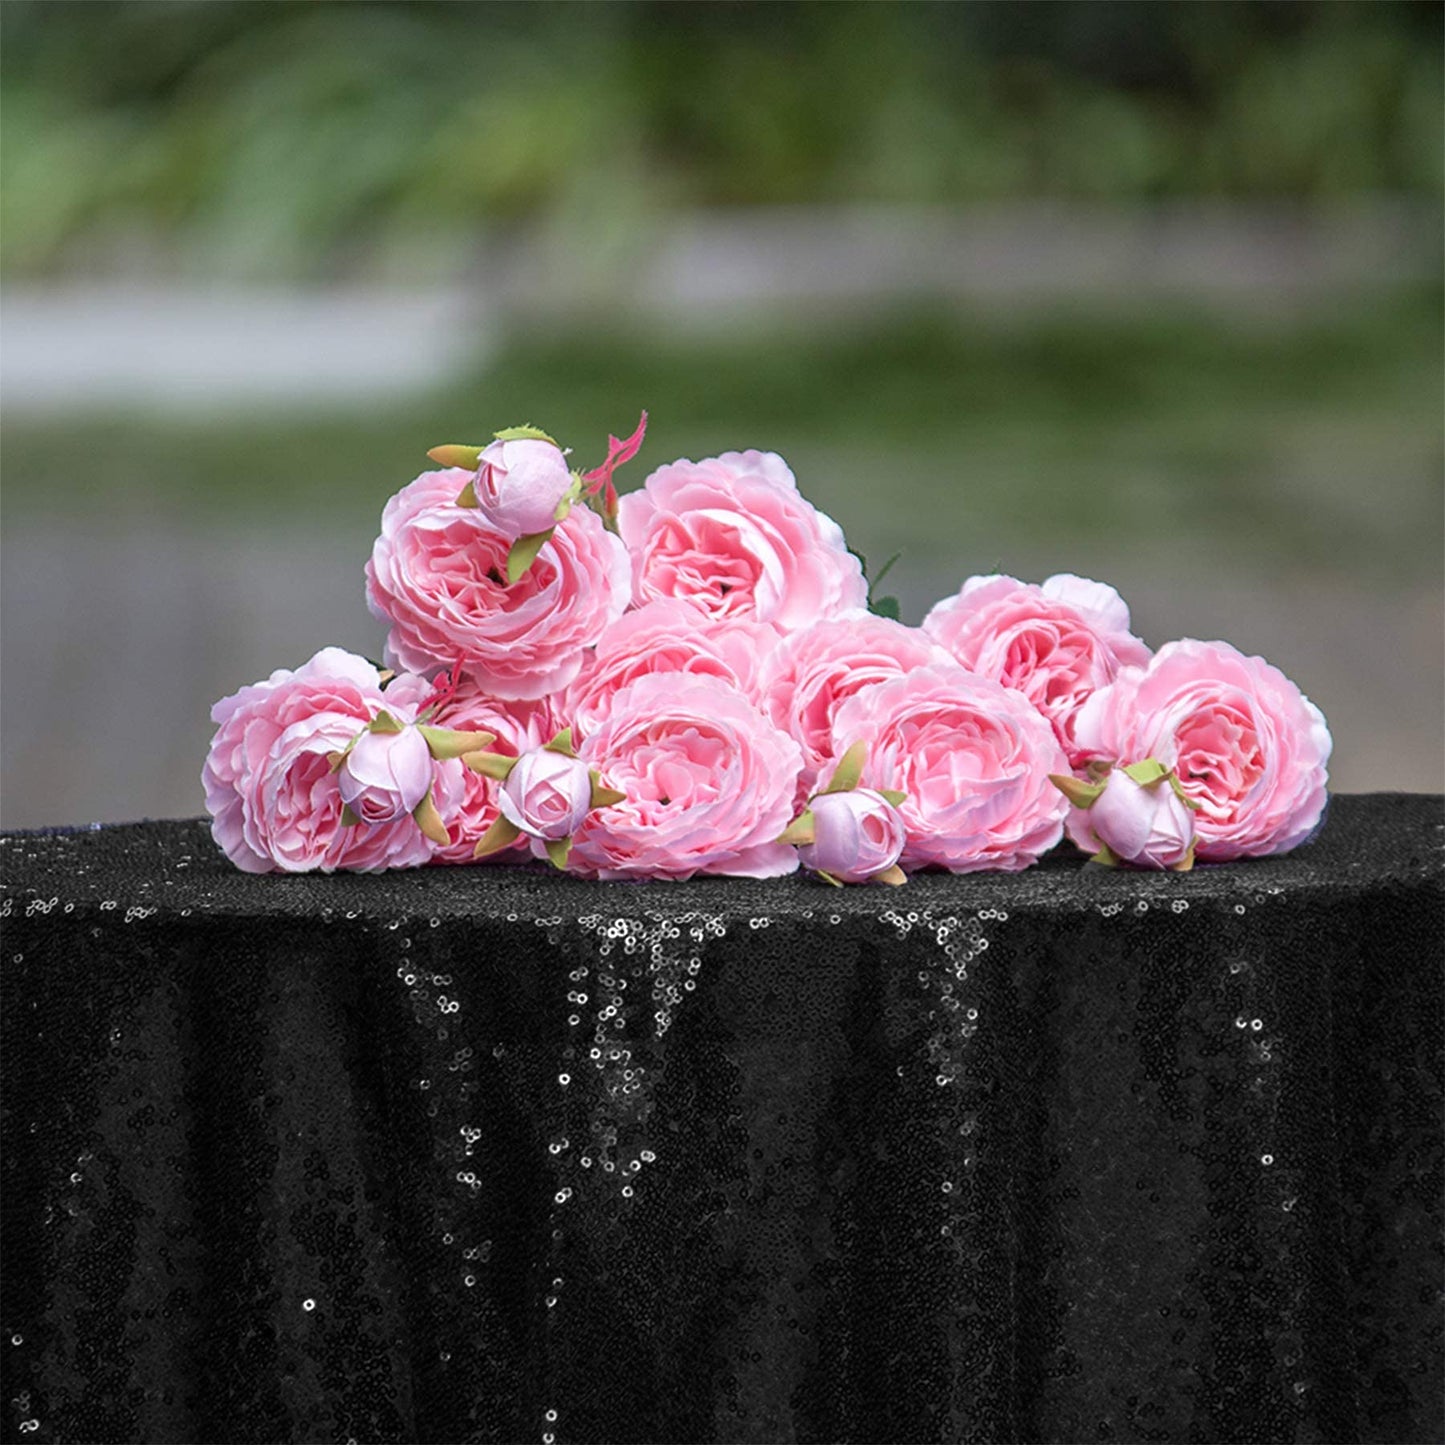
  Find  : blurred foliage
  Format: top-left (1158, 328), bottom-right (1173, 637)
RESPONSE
top-left (2, 0), bottom-right (1440, 277)
top-left (6, 294), bottom-right (1439, 585)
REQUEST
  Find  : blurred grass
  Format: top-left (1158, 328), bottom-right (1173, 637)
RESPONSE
top-left (4, 294), bottom-right (1440, 583)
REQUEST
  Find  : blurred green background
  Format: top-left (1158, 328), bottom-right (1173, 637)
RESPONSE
top-left (2, 0), bottom-right (1441, 826)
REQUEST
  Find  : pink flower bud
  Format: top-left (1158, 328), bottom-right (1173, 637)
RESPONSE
top-left (498, 748), bottom-right (594, 840)
top-left (475, 438), bottom-right (573, 540)
top-left (799, 788), bottom-right (906, 883)
top-left (338, 725), bottom-right (434, 825)
top-left (1065, 766), bottom-right (1195, 869)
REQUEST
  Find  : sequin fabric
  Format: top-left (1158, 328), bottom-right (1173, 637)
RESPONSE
top-left (1, 794), bottom-right (1441, 1445)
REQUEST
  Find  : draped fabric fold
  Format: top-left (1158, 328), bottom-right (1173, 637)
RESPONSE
top-left (2, 795), bottom-right (1441, 1444)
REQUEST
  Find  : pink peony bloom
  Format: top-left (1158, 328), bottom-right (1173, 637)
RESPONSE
top-left (562, 598), bottom-right (776, 743)
top-left (337, 725), bottom-right (434, 824)
top-left (922, 573), bottom-right (1151, 767)
top-left (761, 616), bottom-right (953, 795)
top-left (474, 436), bottom-right (574, 540)
top-left (833, 663), bottom-right (1070, 873)
top-left (616, 450), bottom-right (867, 631)
top-left (571, 674), bottom-right (804, 880)
top-left (413, 681), bottom-right (554, 864)
top-left (1071, 640), bottom-right (1331, 861)
top-left (365, 467), bottom-right (630, 700)
top-left (1063, 767), bottom-right (1196, 869)
top-left (202, 647), bottom-right (462, 873)
top-left (799, 788), bottom-right (907, 883)
top-left (499, 749), bottom-right (595, 840)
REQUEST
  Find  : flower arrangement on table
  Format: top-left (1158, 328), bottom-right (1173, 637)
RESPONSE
top-left (204, 416), bottom-right (1331, 883)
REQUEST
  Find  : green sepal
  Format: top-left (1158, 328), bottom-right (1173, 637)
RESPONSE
top-left (821, 740), bottom-right (866, 795)
top-left (872, 863), bottom-right (908, 886)
top-left (472, 813), bottom-right (522, 859)
top-left (777, 810), bottom-right (816, 847)
top-left (1121, 758), bottom-right (1170, 787)
top-left (427, 444), bottom-right (482, 471)
top-left (1050, 773), bottom-right (1105, 809)
top-left (814, 870), bottom-right (844, 888)
top-left (327, 732), bottom-right (362, 773)
top-left (554, 497), bottom-right (572, 523)
top-left (455, 479), bottom-right (479, 509)
top-left (339, 803), bottom-right (362, 827)
top-left (1168, 774), bottom-right (1204, 811)
top-left (544, 728), bottom-right (576, 757)
top-left (878, 789), bottom-right (907, 809)
top-left (506, 528), bottom-right (555, 584)
top-left (1089, 841), bottom-right (1122, 868)
top-left (871, 595), bottom-right (901, 622)
top-left (417, 725), bottom-right (495, 761)
top-left (1169, 840), bottom-right (1197, 873)
top-left (589, 771), bottom-right (626, 809)
top-left (544, 836), bottom-right (572, 871)
top-left (464, 751), bottom-right (520, 782)
top-left (413, 788), bottom-right (450, 846)
top-left (368, 710), bottom-right (404, 734)
top-left (493, 424), bottom-right (558, 445)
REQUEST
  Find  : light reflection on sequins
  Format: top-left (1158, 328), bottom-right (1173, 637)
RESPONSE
top-left (880, 907), bottom-right (994, 1087)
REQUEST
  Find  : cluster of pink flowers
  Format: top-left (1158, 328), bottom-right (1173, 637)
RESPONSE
top-left (204, 419), bottom-right (1331, 881)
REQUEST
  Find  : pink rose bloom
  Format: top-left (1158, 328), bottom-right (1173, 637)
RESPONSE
top-left (562, 599), bottom-right (776, 743)
top-left (571, 674), bottom-right (804, 880)
top-left (761, 616), bottom-right (953, 794)
top-left (1064, 768), bottom-right (1196, 869)
top-left (366, 467), bottom-right (630, 700)
top-left (799, 789), bottom-right (907, 883)
top-left (833, 664), bottom-right (1070, 873)
top-left (1071, 640), bottom-right (1331, 861)
top-left (203, 647), bottom-right (462, 873)
top-left (616, 450), bottom-right (867, 631)
top-left (474, 437), bottom-right (573, 540)
top-left (337, 726), bottom-right (434, 824)
top-left (413, 681), bottom-right (554, 864)
top-left (500, 749), bottom-right (594, 840)
top-left (922, 573), bottom-right (1151, 767)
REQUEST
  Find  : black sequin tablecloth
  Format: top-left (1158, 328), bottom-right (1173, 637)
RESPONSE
top-left (1, 794), bottom-right (1441, 1445)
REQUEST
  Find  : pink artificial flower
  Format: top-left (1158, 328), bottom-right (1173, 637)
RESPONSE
top-left (799, 789), bottom-right (907, 884)
top-left (337, 725), bottom-right (434, 824)
top-left (499, 749), bottom-right (595, 840)
top-left (761, 616), bottom-right (953, 795)
top-left (832, 663), bottom-right (1070, 873)
top-left (405, 679), bottom-right (554, 864)
top-left (1071, 639), bottom-right (1331, 861)
top-left (365, 467), bottom-right (630, 700)
top-left (922, 573), bottom-right (1151, 767)
top-left (571, 674), bottom-right (804, 880)
top-left (474, 437), bottom-right (574, 540)
top-left (202, 647), bottom-right (462, 873)
top-left (562, 598), bottom-right (776, 743)
top-left (1061, 765), bottom-right (1197, 869)
top-left (616, 450), bottom-right (867, 631)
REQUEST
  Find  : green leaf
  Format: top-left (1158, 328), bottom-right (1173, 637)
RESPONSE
top-left (871, 595), bottom-right (901, 621)
top-left (506, 528), bottom-right (554, 583)
top-left (871, 551), bottom-right (902, 589)
top-left (427, 444), bottom-right (482, 471)
top-left (821, 740), bottom-right (866, 794)
top-left (472, 814), bottom-right (522, 858)
top-left (544, 727), bottom-right (576, 756)
top-left (494, 424), bottom-right (558, 446)
top-left (1049, 773), bottom-right (1105, 809)
top-left (417, 725), bottom-right (496, 760)
top-left (413, 788), bottom-right (450, 846)
top-left (368, 709), bottom-right (404, 734)
top-left (1121, 758), bottom-right (1170, 787)
top-left (544, 836), bottom-right (572, 870)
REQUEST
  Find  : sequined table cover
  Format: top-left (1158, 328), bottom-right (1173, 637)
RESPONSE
top-left (2, 793), bottom-right (1441, 1445)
